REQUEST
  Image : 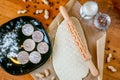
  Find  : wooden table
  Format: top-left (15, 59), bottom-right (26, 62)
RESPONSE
top-left (0, 0), bottom-right (120, 80)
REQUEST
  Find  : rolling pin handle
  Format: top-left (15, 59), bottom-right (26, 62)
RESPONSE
top-left (86, 60), bottom-right (99, 77)
top-left (59, 6), bottom-right (70, 21)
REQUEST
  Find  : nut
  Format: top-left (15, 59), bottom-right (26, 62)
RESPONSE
top-left (44, 69), bottom-right (50, 77)
top-left (29, 0), bottom-right (32, 1)
top-left (107, 53), bottom-right (112, 63)
top-left (108, 65), bottom-right (117, 72)
top-left (44, 15), bottom-right (49, 20)
top-left (17, 10), bottom-right (21, 14)
top-left (17, 9), bottom-right (27, 14)
top-left (44, 9), bottom-right (49, 20)
top-left (42, 0), bottom-right (49, 5)
top-left (51, 76), bottom-right (56, 80)
top-left (23, 0), bottom-right (27, 2)
top-left (35, 9), bottom-right (43, 14)
top-left (44, 9), bottom-right (49, 15)
top-left (35, 73), bottom-right (45, 79)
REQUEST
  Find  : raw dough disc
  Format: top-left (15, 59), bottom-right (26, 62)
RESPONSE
top-left (29, 51), bottom-right (41, 64)
top-left (37, 42), bottom-right (49, 54)
top-left (32, 31), bottom-right (44, 42)
top-left (17, 51), bottom-right (29, 64)
top-left (23, 39), bottom-right (35, 51)
top-left (22, 24), bottom-right (34, 36)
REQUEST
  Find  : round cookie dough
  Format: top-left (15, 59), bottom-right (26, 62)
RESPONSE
top-left (37, 42), bottom-right (49, 54)
top-left (29, 51), bottom-right (41, 64)
top-left (17, 51), bottom-right (29, 64)
top-left (22, 24), bottom-right (34, 36)
top-left (32, 31), bottom-right (44, 42)
top-left (23, 39), bottom-right (35, 51)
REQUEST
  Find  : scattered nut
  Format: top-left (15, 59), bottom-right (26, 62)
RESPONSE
top-left (44, 15), bottom-right (49, 20)
top-left (23, 0), bottom-right (27, 2)
top-left (35, 9), bottom-right (43, 14)
top-left (35, 73), bottom-right (45, 79)
top-left (44, 69), bottom-right (50, 77)
top-left (44, 9), bottom-right (49, 20)
top-left (44, 9), bottom-right (49, 15)
top-left (17, 10), bottom-right (21, 14)
top-left (107, 53), bottom-right (112, 63)
top-left (17, 9), bottom-right (27, 14)
top-left (108, 65), bottom-right (117, 72)
top-left (29, 0), bottom-right (32, 2)
top-left (51, 76), bottom-right (56, 80)
top-left (42, 0), bottom-right (49, 5)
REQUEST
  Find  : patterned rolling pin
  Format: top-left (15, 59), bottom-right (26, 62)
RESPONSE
top-left (59, 6), bottom-right (99, 77)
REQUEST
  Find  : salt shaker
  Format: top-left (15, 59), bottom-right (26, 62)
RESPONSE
top-left (94, 13), bottom-right (111, 31)
top-left (80, 1), bottom-right (98, 19)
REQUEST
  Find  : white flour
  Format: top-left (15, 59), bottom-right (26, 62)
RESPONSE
top-left (0, 31), bottom-right (19, 58)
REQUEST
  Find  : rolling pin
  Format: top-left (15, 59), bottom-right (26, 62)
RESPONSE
top-left (59, 6), bottom-right (99, 77)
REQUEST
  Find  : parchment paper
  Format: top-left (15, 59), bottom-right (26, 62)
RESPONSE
top-left (30, 1), bottom-right (106, 80)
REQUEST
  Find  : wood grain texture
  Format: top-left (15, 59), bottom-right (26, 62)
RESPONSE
top-left (0, 0), bottom-right (120, 80)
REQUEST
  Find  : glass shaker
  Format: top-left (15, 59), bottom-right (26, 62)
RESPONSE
top-left (94, 13), bottom-right (111, 31)
top-left (80, 1), bottom-right (98, 19)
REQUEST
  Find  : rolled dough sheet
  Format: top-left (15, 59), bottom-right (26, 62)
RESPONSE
top-left (52, 17), bottom-right (89, 80)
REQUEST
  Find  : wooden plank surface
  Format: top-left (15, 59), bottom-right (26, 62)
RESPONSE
top-left (0, 0), bottom-right (120, 80)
